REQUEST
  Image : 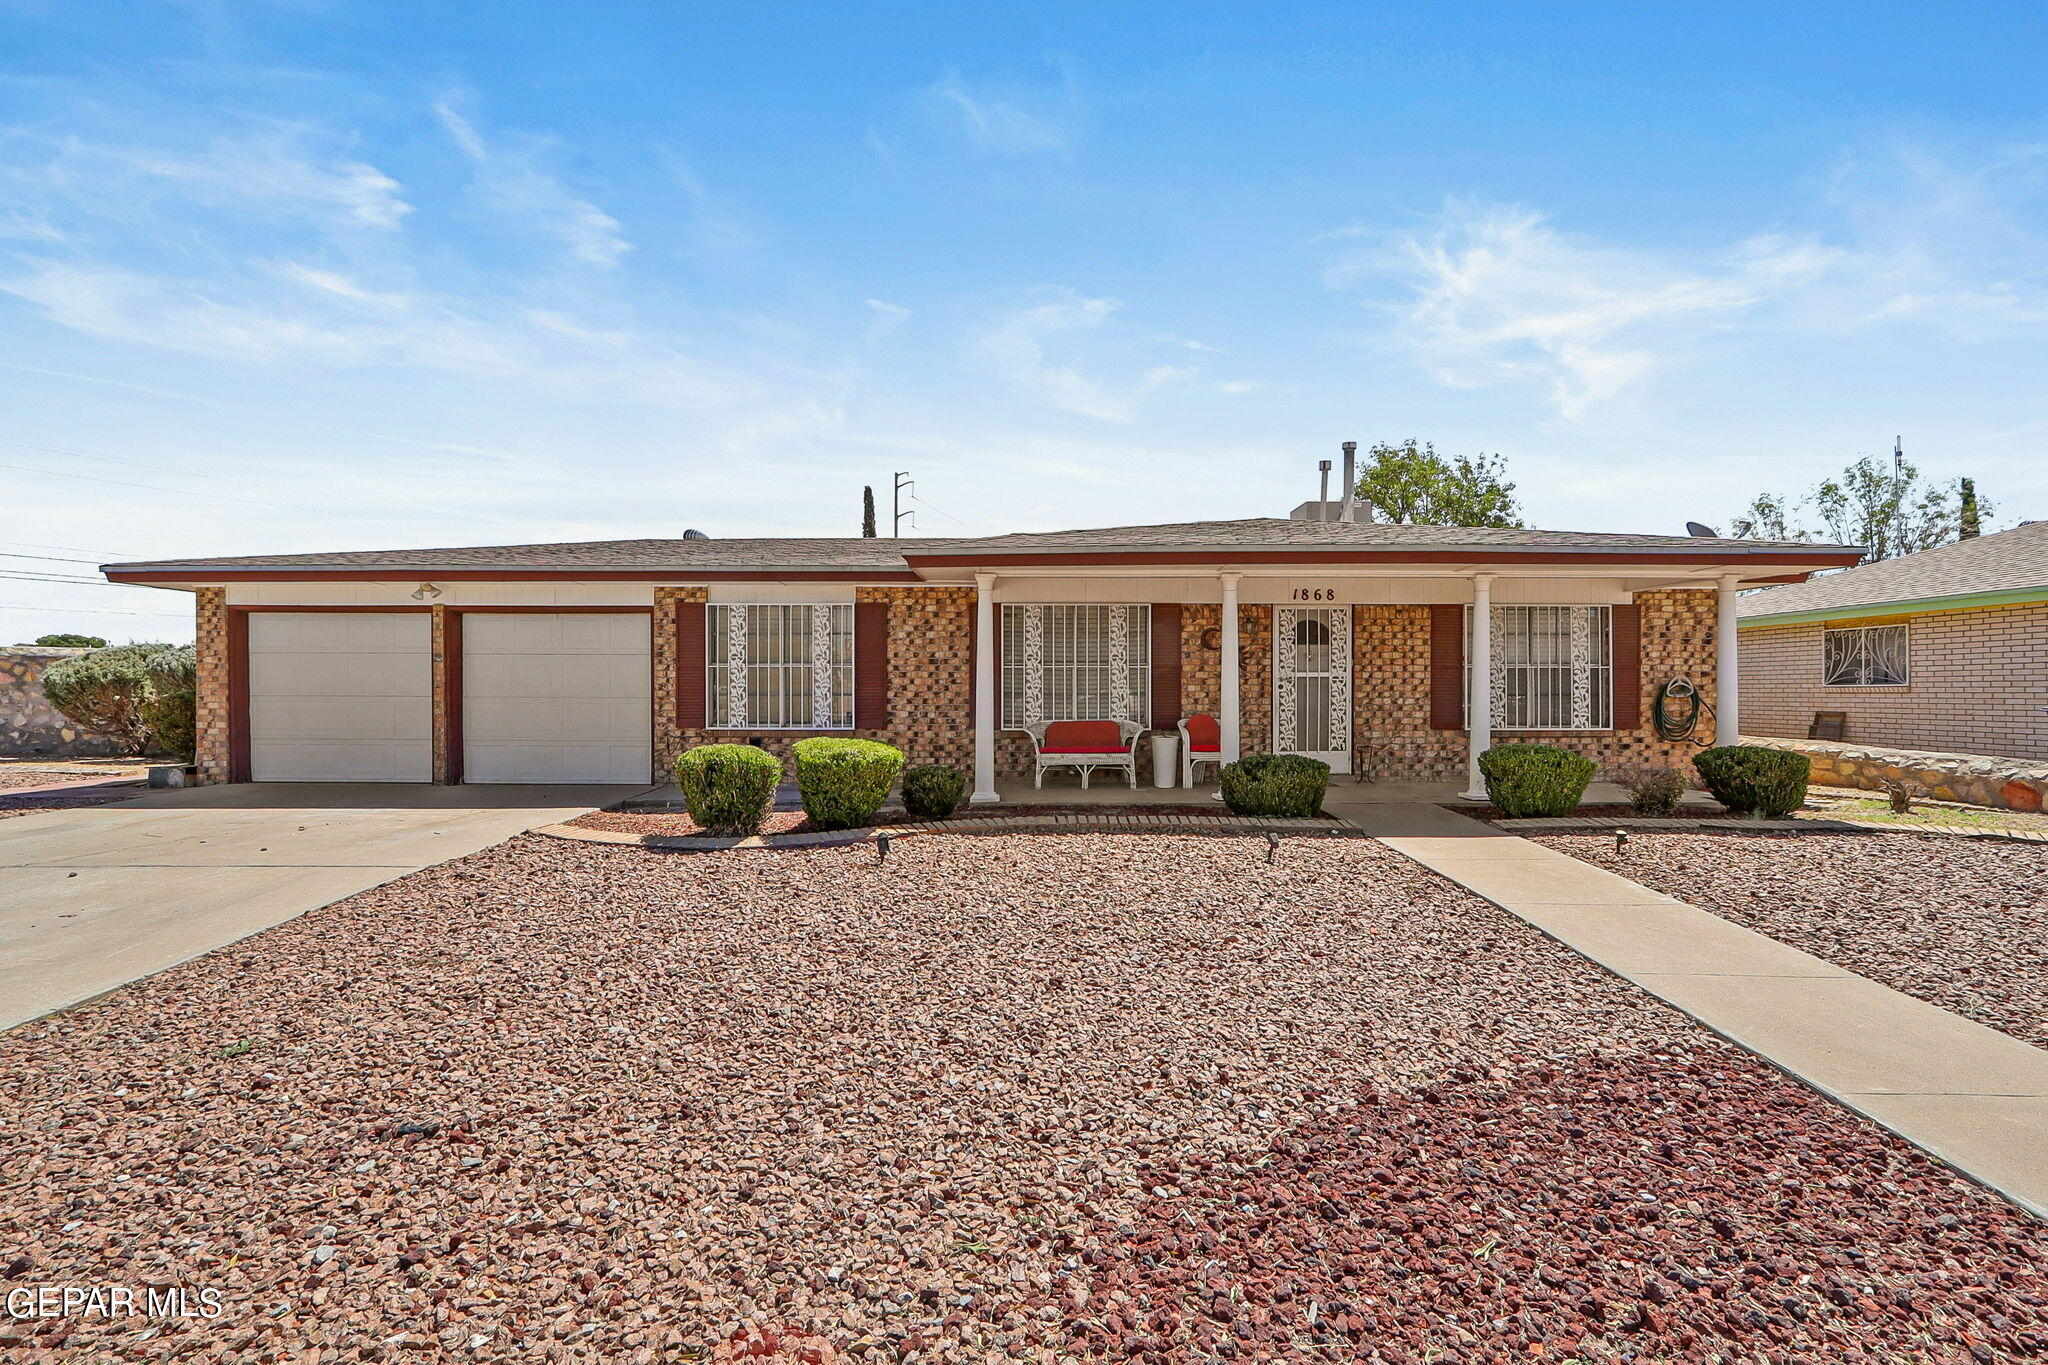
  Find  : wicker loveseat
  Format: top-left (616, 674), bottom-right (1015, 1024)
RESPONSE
top-left (1024, 719), bottom-right (1145, 789)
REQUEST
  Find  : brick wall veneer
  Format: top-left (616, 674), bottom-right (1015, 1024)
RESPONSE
top-left (193, 587), bottom-right (230, 785)
top-left (1742, 602), bottom-right (2048, 762)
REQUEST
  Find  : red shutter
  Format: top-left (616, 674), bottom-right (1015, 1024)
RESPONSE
top-left (1611, 603), bottom-right (1643, 730)
top-left (1428, 605), bottom-right (1465, 730)
top-left (854, 601), bottom-right (889, 729)
top-left (1149, 603), bottom-right (1182, 729)
top-left (675, 602), bottom-right (706, 728)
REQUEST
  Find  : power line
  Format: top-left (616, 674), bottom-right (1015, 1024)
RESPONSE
top-left (0, 435), bottom-right (260, 488)
top-left (908, 492), bottom-right (981, 532)
top-left (0, 604), bottom-right (192, 618)
top-left (0, 551), bottom-right (103, 565)
top-left (0, 458), bottom-right (318, 513)
top-left (0, 571), bottom-right (124, 586)
top-left (2, 539), bottom-right (144, 557)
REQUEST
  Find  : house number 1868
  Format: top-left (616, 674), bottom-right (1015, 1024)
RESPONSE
top-left (1290, 587), bottom-right (1337, 601)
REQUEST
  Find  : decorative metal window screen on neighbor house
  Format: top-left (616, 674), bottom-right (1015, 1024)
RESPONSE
top-left (706, 604), bottom-right (855, 729)
top-left (1823, 624), bottom-right (1909, 686)
top-left (1470, 605), bottom-right (1613, 730)
top-left (1000, 605), bottom-right (1150, 729)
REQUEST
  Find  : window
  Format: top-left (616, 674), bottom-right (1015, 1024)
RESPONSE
top-left (1823, 623), bottom-right (1908, 687)
top-left (706, 603), bottom-right (855, 729)
top-left (1000, 604), bottom-right (1150, 730)
top-left (1469, 605), bottom-right (1612, 730)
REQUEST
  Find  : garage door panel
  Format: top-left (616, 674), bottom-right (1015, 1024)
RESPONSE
top-left (247, 612), bottom-right (432, 783)
top-left (252, 741), bottom-right (432, 784)
top-left (461, 613), bottom-right (651, 784)
top-left (250, 696), bottom-right (431, 742)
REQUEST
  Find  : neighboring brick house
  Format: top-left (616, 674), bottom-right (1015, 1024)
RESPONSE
top-left (102, 508), bottom-right (1859, 797)
top-left (1739, 520), bottom-right (2048, 762)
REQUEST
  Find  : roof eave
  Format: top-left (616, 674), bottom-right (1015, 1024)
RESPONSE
top-left (1739, 583), bottom-right (2048, 628)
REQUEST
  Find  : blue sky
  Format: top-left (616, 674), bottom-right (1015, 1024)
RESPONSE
top-left (4, 1), bottom-right (2045, 641)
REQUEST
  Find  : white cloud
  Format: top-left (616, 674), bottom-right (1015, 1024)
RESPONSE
top-left (1336, 202), bottom-right (1841, 420)
top-left (434, 100), bottom-right (630, 268)
top-left (925, 70), bottom-right (1075, 156)
top-left (864, 298), bottom-right (910, 343)
top-left (974, 289), bottom-right (1196, 421)
top-left (1, 126), bottom-right (412, 232)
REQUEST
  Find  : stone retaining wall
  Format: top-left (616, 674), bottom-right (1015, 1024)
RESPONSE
top-left (1745, 734), bottom-right (2048, 812)
top-left (0, 647), bottom-right (130, 757)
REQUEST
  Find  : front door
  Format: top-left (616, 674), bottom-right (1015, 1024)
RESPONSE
top-left (1272, 606), bottom-right (1352, 773)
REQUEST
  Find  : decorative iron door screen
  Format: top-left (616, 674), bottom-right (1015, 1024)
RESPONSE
top-left (1273, 605), bottom-right (1352, 773)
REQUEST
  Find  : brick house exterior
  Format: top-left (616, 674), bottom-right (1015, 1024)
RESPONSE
top-left (112, 516), bottom-right (1859, 793)
top-left (1739, 521), bottom-right (2048, 762)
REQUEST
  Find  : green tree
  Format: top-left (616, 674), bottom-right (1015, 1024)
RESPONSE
top-left (31, 632), bottom-right (108, 648)
top-left (862, 485), bottom-right (877, 538)
top-left (41, 642), bottom-right (172, 751)
top-left (1354, 440), bottom-right (1523, 528)
top-left (1730, 455), bottom-right (1992, 564)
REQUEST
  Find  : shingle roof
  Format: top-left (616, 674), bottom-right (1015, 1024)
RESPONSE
top-left (105, 518), bottom-right (1848, 574)
top-left (1738, 520), bottom-right (2048, 621)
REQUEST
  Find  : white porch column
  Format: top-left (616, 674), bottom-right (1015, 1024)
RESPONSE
top-left (1461, 573), bottom-right (1495, 801)
top-left (970, 571), bottom-right (1000, 804)
top-left (1716, 573), bottom-right (1741, 747)
top-left (1219, 572), bottom-right (1242, 765)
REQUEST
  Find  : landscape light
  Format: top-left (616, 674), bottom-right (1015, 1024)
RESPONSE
top-left (1265, 831), bottom-right (1280, 865)
top-left (1614, 829), bottom-right (1628, 854)
top-left (875, 832), bottom-right (892, 864)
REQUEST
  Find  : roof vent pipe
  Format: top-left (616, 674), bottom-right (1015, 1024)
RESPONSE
top-left (1317, 460), bottom-right (1332, 520)
top-left (1340, 442), bottom-right (1358, 523)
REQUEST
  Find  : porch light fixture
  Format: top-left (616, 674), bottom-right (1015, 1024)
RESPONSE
top-left (410, 582), bottom-right (443, 601)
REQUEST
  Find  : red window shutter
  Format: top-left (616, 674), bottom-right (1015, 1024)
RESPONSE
top-left (1428, 605), bottom-right (1465, 730)
top-left (1149, 603), bottom-right (1182, 729)
top-left (675, 602), bottom-right (706, 728)
top-left (1611, 603), bottom-right (1643, 729)
top-left (854, 601), bottom-right (890, 729)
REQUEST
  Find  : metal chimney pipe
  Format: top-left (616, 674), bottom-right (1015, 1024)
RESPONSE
top-left (1317, 460), bottom-right (1332, 520)
top-left (1340, 441), bottom-right (1358, 523)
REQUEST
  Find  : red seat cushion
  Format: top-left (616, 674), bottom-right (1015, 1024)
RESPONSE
top-left (1041, 720), bottom-right (1125, 753)
top-left (1183, 713), bottom-right (1221, 752)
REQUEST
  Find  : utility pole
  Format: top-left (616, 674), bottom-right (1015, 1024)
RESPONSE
top-left (892, 471), bottom-right (915, 537)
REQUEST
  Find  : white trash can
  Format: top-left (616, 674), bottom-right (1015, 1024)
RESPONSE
top-left (1150, 733), bottom-right (1179, 789)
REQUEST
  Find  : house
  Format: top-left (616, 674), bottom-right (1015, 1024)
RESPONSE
top-left (1738, 519), bottom-right (2048, 762)
top-left (102, 496), bottom-right (1861, 798)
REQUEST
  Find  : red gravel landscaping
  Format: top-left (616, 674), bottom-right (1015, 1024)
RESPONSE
top-left (1542, 829), bottom-right (2048, 1050)
top-left (1, 833), bottom-right (2041, 1363)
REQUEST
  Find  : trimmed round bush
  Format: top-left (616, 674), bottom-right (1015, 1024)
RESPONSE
top-left (1693, 745), bottom-right (1810, 817)
top-left (792, 737), bottom-right (905, 831)
top-left (674, 743), bottom-right (783, 835)
top-left (41, 642), bottom-right (173, 752)
top-left (1477, 743), bottom-right (1596, 817)
top-left (1219, 753), bottom-right (1330, 818)
top-left (901, 764), bottom-right (967, 821)
top-left (139, 645), bottom-right (197, 762)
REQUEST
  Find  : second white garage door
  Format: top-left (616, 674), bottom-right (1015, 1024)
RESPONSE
top-left (461, 613), bottom-right (652, 784)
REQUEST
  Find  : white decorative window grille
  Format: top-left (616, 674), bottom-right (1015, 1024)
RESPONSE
top-left (1000, 605), bottom-right (1150, 730)
top-left (1467, 605), bottom-right (1612, 730)
top-left (1822, 624), bottom-right (1908, 687)
top-left (706, 604), bottom-right (855, 729)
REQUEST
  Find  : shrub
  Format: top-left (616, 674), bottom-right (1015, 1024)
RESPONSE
top-left (1477, 744), bottom-right (1596, 817)
top-left (1219, 753), bottom-right (1330, 818)
top-left (792, 737), bottom-right (905, 830)
top-left (1693, 746), bottom-right (1810, 817)
top-left (32, 633), bottom-right (108, 649)
top-left (139, 645), bottom-right (198, 763)
top-left (41, 642), bottom-right (171, 752)
top-left (901, 764), bottom-right (967, 821)
top-left (1609, 763), bottom-right (1687, 816)
top-left (674, 744), bottom-right (783, 835)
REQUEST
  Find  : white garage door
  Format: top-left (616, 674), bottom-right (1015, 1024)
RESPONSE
top-left (462, 613), bottom-right (652, 784)
top-left (248, 613), bottom-right (433, 782)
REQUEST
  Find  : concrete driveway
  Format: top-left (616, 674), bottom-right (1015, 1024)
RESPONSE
top-left (0, 782), bottom-right (650, 1031)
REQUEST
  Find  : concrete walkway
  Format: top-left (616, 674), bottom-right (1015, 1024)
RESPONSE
top-left (1352, 801), bottom-right (2048, 1219)
top-left (0, 782), bottom-right (649, 1032)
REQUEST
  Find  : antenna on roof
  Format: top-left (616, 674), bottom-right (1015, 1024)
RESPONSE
top-left (1685, 522), bottom-right (1719, 538)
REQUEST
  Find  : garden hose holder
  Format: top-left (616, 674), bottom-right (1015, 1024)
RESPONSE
top-left (1652, 676), bottom-right (1716, 745)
